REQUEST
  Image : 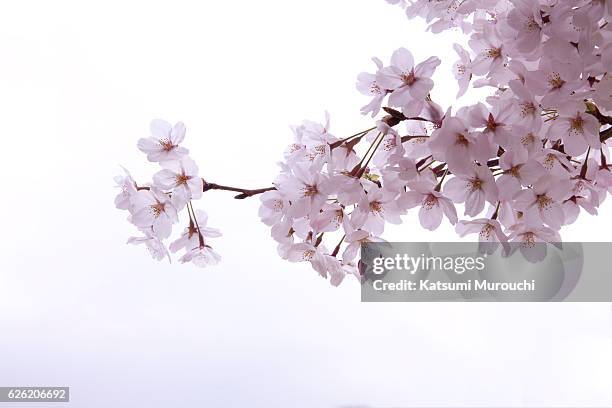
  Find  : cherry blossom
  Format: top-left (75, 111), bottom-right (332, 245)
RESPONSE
top-left (444, 164), bottom-right (498, 217)
top-left (507, 224), bottom-right (562, 263)
top-left (137, 119), bottom-right (188, 162)
top-left (131, 187), bottom-right (178, 239)
top-left (180, 246), bottom-right (221, 267)
top-left (452, 43), bottom-right (472, 98)
top-left (286, 241), bottom-right (329, 277)
top-left (376, 48), bottom-right (441, 116)
top-left (169, 210), bottom-right (221, 254)
top-left (514, 175), bottom-right (573, 231)
top-left (468, 25), bottom-right (506, 77)
top-left (456, 218), bottom-right (509, 255)
top-left (400, 178), bottom-right (458, 231)
top-left (114, 169), bottom-right (137, 211)
top-left (352, 186), bottom-right (404, 235)
top-left (506, 0), bottom-right (543, 53)
top-left (153, 158), bottom-right (203, 204)
top-left (548, 101), bottom-right (601, 156)
top-left (342, 230), bottom-right (386, 264)
top-left (127, 229), bottom-right (170, 262)
top-left (357, 57), bottom-right (387, 117)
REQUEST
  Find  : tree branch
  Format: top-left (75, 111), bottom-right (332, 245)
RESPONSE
top-left (202, 181), bottom-right (276, 199)
top-left (136, 180), bottom-right (276, 199)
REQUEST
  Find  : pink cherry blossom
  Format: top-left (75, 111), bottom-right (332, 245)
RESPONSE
top-left (452, 43), bottom-right (472, 97)
top-left (400, 179), bottom-right (458, 231)
top-left (376, 48), bottom-right (441, 116)
top-left (456, 218), bottom-right (509, 255)
top-left (137, 119), bottom-right (189, 162)
top-left (507, 80), bottom-right (542, 131)
top-left (342, 230), bottom-right (385, 264)
top-left (352, 186), bottom-right (404, 235)
top-left (548, 102), bottom-right (601, 156)
top-left (278, 163), bottom-right (331, 218)
top-left (114, 168), bottom-right (137, 211)
top-left (527, 57), bottom-right (582, 108)
top-left (507, 224), bottom-right (562, 263)
top-left (258, 190), bottom-right (289, 226)
top-left (127, 229), bottom-right (170, 262)
top-left (496, 150), bottom-right (544, 200)
top-left (179, 246), bottom-right (221, 267)
top-left (130, 187), bottom-right (178, 239)
top-left (428, 114), bottom-right (494, 173)
top-left (286, 241), bottom-right (329, 277)
top-left (506, 0), bottom-right (543, 54)
top-left (357, 57), bottom-right (387, 117)
top-left (311, 202), bottom-right (348, 233)
top-left (169, 209), bottom-right (221, 254)
top-left (469, 101), bottom-right (513, 146)
top-left (532, 149), bottom-right (574, 177)
top-left (469, 25), bottom-right (506, 76)
top-left (153, 158), bottom-right (203, 203)
top-left (444, 164), bottom-right (498, 217)
top-left (514, 175), bottom-right (573, 231)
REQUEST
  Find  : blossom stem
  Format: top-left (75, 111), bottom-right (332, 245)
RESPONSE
top-left (432, 162), bottom-right (447, 176)
top-left (491, 201), bottom-right (501, 220)
top-left (331, 234), bottom-right (346, 257)
top-left (350, 132), bottom-right (382, 176)
top-left (579, 147), bottom-right (590, 179)
top-left (418, 158), bottom-right (436, 173)
top-left (315, 233), bottom-right (324, 247)
top-left (434, 168), bottom-right (448, 192)
top-left (357, 132), bottom-right (385, 177)
top-left (187, 201), bottom-right (205, 247)
top-left (330, 126), bottom-right (377, 149)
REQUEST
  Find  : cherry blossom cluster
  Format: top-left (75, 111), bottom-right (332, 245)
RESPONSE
top-left (115, 120), bottom-right (222, 267)
top-left (116, 0), bottom-right (612, 286)
top-left (261, 0), bottom-right (612, 284)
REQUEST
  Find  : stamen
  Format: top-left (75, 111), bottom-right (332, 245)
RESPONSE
top-left (547, 72), bottom-right (565, 89)
top-left (175, 173), bottom-right (190, 185)
top-left (521, 231), bottom-right (536, 247)
top-left (536, 194), bottom-right (552, 210)
top-left (520, 101), bottom-right (536, 117)
top-left (423, 194), bottom-right (438, 210)
top-left (480, 223), bottom-right (494, 239)
top-left (543, 153), bottom-right (557, 170)
top-left (159, 138), bottom-right (174, 151)
top-left (303, 249), bottom-right (315, 261)
top-left (570, 115), bottom-right (584, 136)
top-left (370, 201), bottom-right (383, 213)
top-left (302, 185), bottom-right (318, 197)
top-left (401, 70), bottom-right (416, 86)
top-left (486, 47), bottom-right (502, 59)
top-left (521, 132), bottom-right (536, 147)
top-left (150, 202), bottom-right (165, 218)
top-left (468, 178), bottom-right (483, 192)
top-left (455, 133), bottom-right (469, 146)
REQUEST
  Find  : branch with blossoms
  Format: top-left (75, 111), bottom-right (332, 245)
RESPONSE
top-left (116, 0), bottom-right (612, 286)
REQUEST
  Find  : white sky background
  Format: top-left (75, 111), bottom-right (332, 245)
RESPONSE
top-left (0, 0), bottom-right (611, 407)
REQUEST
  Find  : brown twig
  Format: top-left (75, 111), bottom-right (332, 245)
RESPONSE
top-left (202, 181), bottom-right (276, 199)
